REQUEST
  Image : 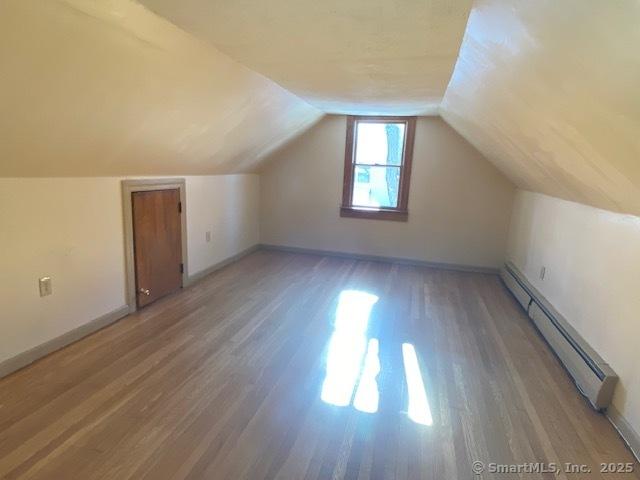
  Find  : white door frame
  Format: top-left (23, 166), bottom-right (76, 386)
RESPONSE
top-left (121, 178), bottom-right (188, 312)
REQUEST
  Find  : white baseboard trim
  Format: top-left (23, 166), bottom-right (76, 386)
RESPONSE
top-left (607, 404), bottom-right (640, 461)
top-left (185, 244), bottom-right (260, 287)
top-left (0, 244), bottom-right (493, 379)
top-left (259, 243), bottom-right (499, 274)
top-left (0, 304), bottom-right (130, 379)
top-left (0, 245), bottom-right (261, 380)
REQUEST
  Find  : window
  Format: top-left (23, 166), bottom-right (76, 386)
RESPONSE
top-left (340, 116), bottom-right (416, 221)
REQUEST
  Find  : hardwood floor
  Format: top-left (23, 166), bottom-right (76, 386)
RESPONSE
top-left (0, 250), bottom-right (638, 479)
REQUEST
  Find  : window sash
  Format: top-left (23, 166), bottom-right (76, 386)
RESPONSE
top-left (353, 121), bottom-right (407, 167)
top-left (341, 116), bottom-right (416, 222)
top-left (351, 164), bottom-right (403, 209)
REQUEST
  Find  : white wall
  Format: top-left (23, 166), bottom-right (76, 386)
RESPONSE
top-left (507, 190), bottom-right (640, 436)
top-left (260, 115), bottom-right (516, 268)
top-left (0, 175), bottom-right (259, 365)
top-left (186, 175), bottom-right (259, 276)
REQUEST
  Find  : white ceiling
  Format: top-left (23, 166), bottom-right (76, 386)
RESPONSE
top-left (0, 0), bottom-right (322, 176)
top-left (3, 0), bottom-right (639, 217)
top-left (138, 0), bottom-right (473, 116)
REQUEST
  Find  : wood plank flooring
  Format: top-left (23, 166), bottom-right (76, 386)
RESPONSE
top-left (0, 250), bottom-right (638, 479)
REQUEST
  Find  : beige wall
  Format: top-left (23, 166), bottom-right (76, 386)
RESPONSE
top-left (260, 115), bottom-right (515, 268)
top-left (186, 175), bottom-right (259, 275)
top-left (0, 175), bottom-right (259, 365)
top-left (507, 190), bottom-right (640, 436)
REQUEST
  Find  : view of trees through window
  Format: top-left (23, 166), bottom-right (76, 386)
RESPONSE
top-left (352, 122), bottom-right (405, 208)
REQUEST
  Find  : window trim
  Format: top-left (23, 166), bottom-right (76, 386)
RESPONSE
top-left (340, 115), bottom-right (416, 222)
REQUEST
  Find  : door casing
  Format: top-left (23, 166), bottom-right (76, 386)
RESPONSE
top-left (122, 179), bottom-right (188, 313)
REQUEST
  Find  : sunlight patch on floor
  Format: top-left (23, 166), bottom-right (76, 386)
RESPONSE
top-left (321, 290), bottom-right (432, 425)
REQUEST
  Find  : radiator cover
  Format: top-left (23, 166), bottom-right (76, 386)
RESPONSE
top-left (501, 262), bottom-right (618, 411)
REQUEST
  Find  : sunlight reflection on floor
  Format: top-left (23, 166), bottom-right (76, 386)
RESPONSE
top-left (320, 290), bottom-right (432, 426)
top-left (353, 338), bottom-right (380, 414)
top-left (321, 290), bottom-right (378, 407)
top-left (402, 343), bottom-right (433, 426)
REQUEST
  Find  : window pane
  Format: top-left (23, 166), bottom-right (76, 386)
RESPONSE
top-left (355, 122), bottom-right (405, 166)
top-left (352, 165), bottom-right (401, 208)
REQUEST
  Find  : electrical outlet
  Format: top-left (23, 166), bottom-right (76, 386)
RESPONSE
top-left (205, 231), bottom-right (211, 242)
top-left (39, 277), bottom-right (52, 297)
top-left (540, 266), bottom-right (546, 281)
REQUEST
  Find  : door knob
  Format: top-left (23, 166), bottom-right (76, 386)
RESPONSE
top-left (139, 288), bottom-right (150, 296)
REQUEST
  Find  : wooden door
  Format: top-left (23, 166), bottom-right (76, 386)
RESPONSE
top-left (132, 189), bottom-right (183, 308)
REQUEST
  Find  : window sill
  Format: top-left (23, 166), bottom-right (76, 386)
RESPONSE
top-left (340, 206), bottom-right (408, 222)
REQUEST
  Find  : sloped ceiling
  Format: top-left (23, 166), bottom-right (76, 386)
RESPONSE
top-left (3, 0), bottom-right (638, 215)
top-left (138, 0), bottom-right (473, 116)
top-left (0, 0), bottom-right (322, 176)
top-left (440, 0), bottom-right (640, 216)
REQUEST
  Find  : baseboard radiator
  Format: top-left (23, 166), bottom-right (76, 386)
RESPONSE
top-left (501, 262), bottom-right (618, 411)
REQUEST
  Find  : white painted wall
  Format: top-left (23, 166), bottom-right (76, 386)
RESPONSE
top-left (507, 190), bottom-right (640, 436)
top-left (260, 115), bottom-right (516, 268)
top-left (0, 175), bottom-right (259, 364)
top-left (186, 175), bottom-right (259, 276)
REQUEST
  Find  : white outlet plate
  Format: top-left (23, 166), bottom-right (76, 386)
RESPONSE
top-left (39, 277), bottom-right (52, 297)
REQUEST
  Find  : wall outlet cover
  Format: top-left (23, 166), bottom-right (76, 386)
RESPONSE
top-left (39, 277), bottom-right (52, 297)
